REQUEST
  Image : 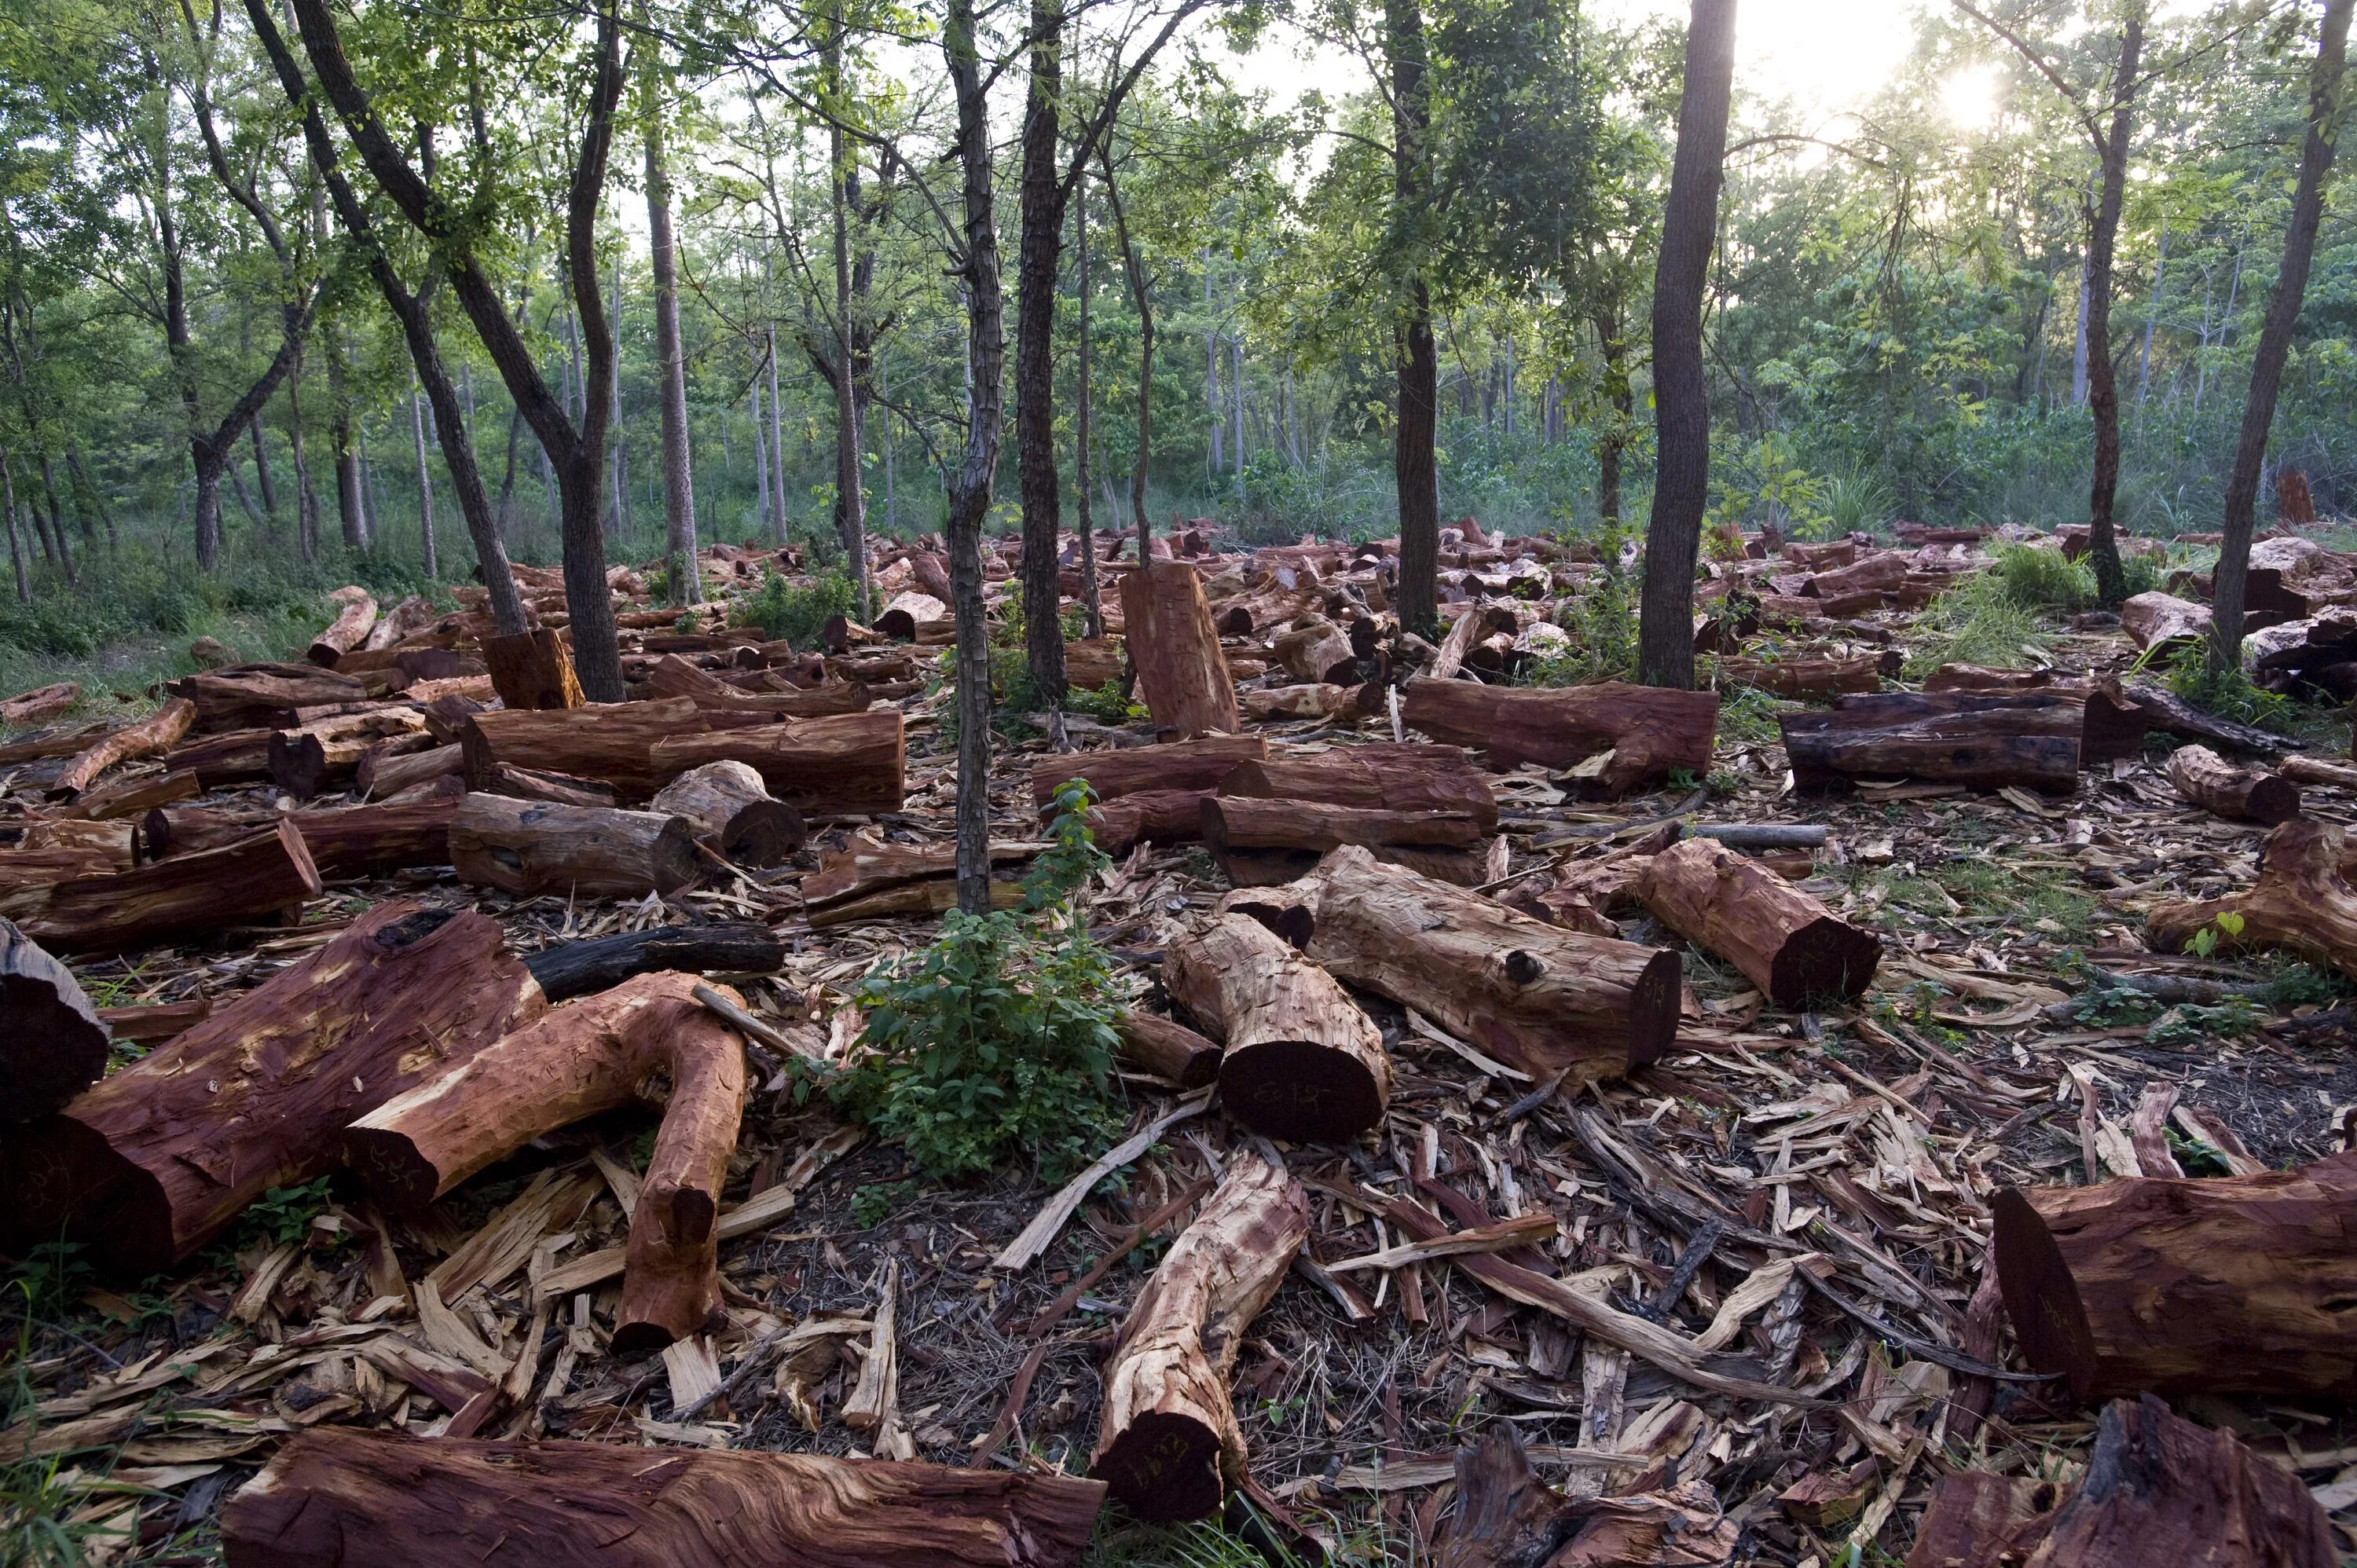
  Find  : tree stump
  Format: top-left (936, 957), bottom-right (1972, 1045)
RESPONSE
top-left (348, 971), bottom-right (747, 1354)
top-left (1780, 691), bottom-right (2082, 792)
top-left (1120, 560), bottom-right (1241, 739)
top-left (2146, 819), bottom-right (2357, 977)
top-left (1164, 911), bottom-right (1391, 1141)
top-left (650, 760), bottom-right (805, 867)
top-left (449, 794), bottom-right (702, 899)
top-left (1, 920), bottom-right (108, 1121)
top-left (1091, 1153), bottom-right (1307, 1520)
top-left (483, 625), bottom-right (584, 711)
top-left (1630, 837), bottom-right (1881, 1008)
top-left (2165, 743), bottom-right (2301, 825)
top-left (1400, 679), bottom-right (1719, 793)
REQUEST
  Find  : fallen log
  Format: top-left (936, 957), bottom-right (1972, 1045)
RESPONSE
top-left (1200, 797), bottom-right (1486, 888)
top-left (52, 698), bottom-right (196, 796)
top-left (288, 788), bottom-right (464, 879)
top-left (485, 763), bottom-right (618, 808)
top-left (97, 997), bottom-right (211, 1046)
top-left (1121, 560), bottom-right (1242, 739)
top-left (361, 594), bottom-right (438, 651)
top-left (1, 920), bottom-right (108, 1120)
top-left (461, 697), bottom-right (706, 798)
top-left (305, 587), bottom-right (378, 665)
top-left (2146, 819), bottom-right (2357, 976)
top-left (1091, 1153), bottom-right (1307, 1520)
top-left (522, 921), bottom-right (786, 1002)
top-left (1116, 1010), bottom-right (1223, 1088)
top-left (2281, 753), bottom-right (2357, 789)
top-left (1164, 911), bottom-right (1391, 1141)
top-left (1272, 618), bottom-right (1355, 685)
top-left (1028, 735), bottom-right (1266, 810)
top-left (1219, 741), bottom-right (1498, 831)
top-left (68, 766), bottom-right (201, 820)
top-left (357, 740), bottom-right (462, 798)
top-left (482, 625), bottom-right (584, 711)
top-left (1400, 679), bottom-right (1717, 794)
top-left (348, 972), bottom-right (747, 1353)
top-left (874, 589), bottom-right (948, 640)
top-left (1087, 789), bottom-right (1218, 855)
top-left (1239, 682), bottom-right (1378, 723)
top-left (218, 1427), bottom-right (1106, 1568)
top-left (2121, 592), bottom-right (2212, 654)
top-left (802, 835), bottom-right (1041, 906)
top-left (167, 664), bottom-right (368, 731)
top-left (1716, 648), bottom-right (1897, 698)
top-left (0, 902), bottom-right (541, 1273)
top-left (1, 682), bottom-right (79, 728)
top-left (2165, 743), bottom-right (2300, 825)
top-left (14, 819), bottom-right (322, 954)
top-left (646, 712), bottom-right (907, 816)
top-left (449, 793), bottom-right (702, 899)
top-left (0, 720), bottom-right (110, 764)
top-left (1230, 846), bottom-right (1678, 1084)
top-left (2120, 680), bottom-right (2291, 755)
top-left (269, 709), bottom-right (429, 799)
top-left (1993, 1149), bottom-right (2357, 1398)
top-left (1919, 667), bottom-right (2156, 767)
top-left (1630, 837), bottom-right (1881, 1009)
top-left (649, 760), bottom-right (805, 867)
top-left (646, 654), bottom-right (872, 721)
top-left (1780, 691), bottom-right (2081, 793)
top-left (159, 727), bottom-right (276, 789)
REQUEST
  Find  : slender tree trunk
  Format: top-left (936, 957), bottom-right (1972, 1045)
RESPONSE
top-left (0, 449), bottom-right (28, 603)
top-left (750, 368), bottom-right (772, 537)
top-left (825, 23), bottom-right (869, 620)
top-left (289, 350), bottom-right (318, 561)
top-left (1595, 312), bottom-right (1627, 524)
top-left (37, 454), bottom-right (75, 581)
top-left (1385, 0), bottom-right (1439, 636)
top-left (765, 324), bottom-right (790, 541)
top-left (330, 333), bottom-right (364, 548)
top-left (881, 352), bottom-right (896, 532)
top-left (1204, 262), bottom-right (1221, 478)
top-left (2083, 9), bottom-right (2145, 608)
top-left (610, 247), bottom-right (629, 542)
top-left (1015, 0), bottom-right (1069, 701)
top-left (252, 416), bottom-right (279, 516)
top-left (1102, 152), bottom-right (1153, 558)
top-left (2071, 247), bottom-right (2092, 405)
top-left (411, 373), bottom-right (438, 577)
top-left (2210, 0), bottom-right (2352, 672)
top-left (1075, 167), bottom-right (1100, 638)
top-left (65, 450), bottom-right (115, 548)
top-left (1634, 0), bottom-right (1736, 689)
top-left (643, 54), bottom-right (702, 606)
top-left (2138, 223), bottom-right (2168, 408)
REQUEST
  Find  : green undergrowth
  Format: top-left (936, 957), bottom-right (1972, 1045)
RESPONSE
top-left (728, 566), bottom-right (854, 647)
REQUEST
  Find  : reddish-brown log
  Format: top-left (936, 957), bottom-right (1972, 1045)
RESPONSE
top-left (1, 919), bottom-right (108, 1120)
top-left (449, 793), bottom-right (702, 899)
top-left (1630, 837), bottom-right (1881, 1008)
top-left (166, 664), bottom-right (368, 731)
top-left (2146, 819), bottom-right (2357, 976)
top-left (801, 835), bottom-right (1039, 907)
top-left (52, 699), bottom-right (196, 796)
top-left (1030, 736), bottom-right (1266, 809)
top-left (482, 625), bottom-right (585, 711)
top-left (1716, 649), bottom-right (1897, 698)
top-left (1, 682), bottom-right (79, 728)
top-left (1116, 1010), bottom-right (1223, 1087)
top-left (1091, 1154), bottom-right (1307, 1520)
top-left (68, 766), bottom-right (200, 820)
top-left (219, 1427), bottom-right (1106, 1568)
top-left (357, 740), bottom-right (462, 798)
top-left (2121, 591), bottom-right (2212, 654)
top-left (159, 727), bottom-right (276, 788)
top-left (1165, 911), bottom-right (1391, 1141)
top-left (1919, 667), bottom-right (2156, 768)
top-left (646, 712), bottom-right (907, 816)
top-left (485, 764), bottom-right (619, 808)
top-left (461, 698), bottom-right (706, 797)
top-left (874, 590), bottom-right (949, 641)
top-left (1781, 691), bottom-right (2082, 793)
top-left (305, 587), bottom-right (378, 665)
top-left (13, 819), bottom-right (321, 954)
top-left (1272, 619), bottom-right (1355, 684)
top-left (2165, 743), bottom-right (2301, 824)
top-left (96, 998), bottom-right (210, 1045)
top-left (1200, 797), bottom-right (1486, 888)
top-left (645, 654), bottom-right (872, 720)
top-left (650, 760), bottom-right (805, 867)
top-left (288, 786), bottom-right (464, 878)
top-left (0, 720), bottom-right (111, 765)
top-left (1904, 1471), bottom-right (2062, 1568)
top-left (348, 971), bottom-right (746, 1354)
top-left (1401, 679), bottom-right (1718, 794)
top-left (0, 902), bottom-right (541, 1273)
top-left (1219, 742), bottom-right (1497, 832)
top-left (1121, 561), bottom-right (1242, 738)
top-left (1240, 683), bottom-right (1378, 723)
top-left (1078, 789), bottom-right (1212, 855)
top-left (269, 709), bottom-right (429, 799)
top-left (1438, 1423), bottom-right (1738, 1568)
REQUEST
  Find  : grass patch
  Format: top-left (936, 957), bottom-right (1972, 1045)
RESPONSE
top-left (2158, 645), bottom-right (2297, 735)
top-left (1903, 571), bottom-right (2050, 676)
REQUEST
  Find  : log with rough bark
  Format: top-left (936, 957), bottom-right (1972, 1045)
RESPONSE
top-left (16, 816), bottom-right (137, 861)
top-left (802, 836), bottom-right (1042, 907)
top-left (1401, 679), bottom-right (1718, 794)
top-left (1272, 619), bottom-right (1355, 685)
top-left (2165, 743), bottom-right (2301, 824)
top-left (650, 760), bottom-right (805, 867)
top-left (484, 763), bottom-right (619, 808)
top-left (1801, 550), bottom-right (1907, 600)
top-left (874, 590), bottom-right (949, 641)
top-left (2120, 680), bottom-right (2291, 756)
top-left (1083, 789), bottom-right (1217, 855)
top-left (1919, 668), bottom-right (2156, 768)
top-left (0, 902), bottom-right (541, 1273)
top-left (1, 920), bottom-right (108, 1121)
top-left (2147, 819), bottom-right (2357, 976)
top-left (305, 586), bottom-right (379, 665)
top-left (1164, 911), bottom-right (1391, 1141)
top-left (646, 712), bottom-right (906, 816)
top-left (288, 788), bottom-right (464, 879)
top-left (1, 682), bottom-right (79, 728)
top-left (1090, 1153), bottom-right (1307, 1520)
top-left (219, 1426), bottom-right (1106, 1568)
top-left (1239, 683), bottom-right (1379, 723)
top-left (51, 698), bottom-right (196, 796)
top-left (645, 654), bottom-right (872, 721)
top-left (482, 625), bottom-right (584, 712)
top-left (1220, 742), bottom-right (1499, 831)
top-left (97, 997), bottom-right (211, 1046)
top-left (357, 740), bottom-right (462, 798)
top-left (449, 793), bottom-right (702, 899)
top-left (167, 664), bottom-right (368, 731)
top-left (1781, 691), bottom-right (2082, 793)
top-left (159, 727), bottom-right (276, 789)
top-left (1029, 736), bottom-right (1266, 811)
top-left (13, 819), bottom-right (322, 954)
top-left (1904, 1471), bottom-right (2064, 1568)
top-left (68, 765), bottom-right (201, 820)
top-left (461, 698), bottom-right (706, 798)
top-left (1993, 1149), bottom-right (2357, 1398)
top-left (1116, 1010), bottom-right (1223, 1088)
top-left (521, 921), bottom-right (786, 1002)
top-left (1716, 648), bottom-right (1898, 698)
top-left (1121, 560), bottom-right (1242, 738)
top-left (0, 719), bottom-right (111, 764)
top-left (348, 972), bottom-right (746, 1354)
top-left (1437, 1423), bottom-right (1737, 1568)
top-left (1230, 846), bottom-right (1679, 1085)
top-left (2121, 592), bottom-right (2212, 654)
top-left (1200, 797), bottom-right (1486, 888)
top-left (1630, 837), bottom-right (1881, 1009)
top-left (268, 708), bottom-right (429, 799)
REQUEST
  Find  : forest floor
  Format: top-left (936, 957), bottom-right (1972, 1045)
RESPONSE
top-left (9, 529), bottom-right (2357, 1568)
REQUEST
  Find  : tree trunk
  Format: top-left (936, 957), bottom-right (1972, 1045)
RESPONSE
top-left (0, 918), bottom-right (108, 1121)
top-left (0, 902), bottom-right (541, 1273)
top-left (2165, 743), bottom-right (2301, 824)
top-left (1120, 561), bottom-right (1240, 738)
top-left (1385, 0), bottom-right (1439, 637)
top-left (643, 51), bottom-right (703, 608)
top-left (0, 449), bottom-right (28, 603)
top-left (1629, 836), bottom-right (1881, 1008)
top-left (483, 627), bottom-right (586, 712)
top-left (348, 971), bottom-right (746, 1354)
top-left (219, 1427), bottom-right (1108, 1568)
top-left (1016, 0), bottom-right (1071, 702)
top-left (1090, 1153), bottom-right (1307, 1520)
top-left (2208, 0), bottom-right (2352, 671)
top-left (650, 759), bottom-right (806, 866)
top-left (1780, 691), bottom-right (2084, 793)
top-left (1100, 153), bottom-right (1153, 556)
top-left (2081, 9), bottom-right (2145, 608)
top-left (766, 323), bottom-right (790, 542)
top-left (1402, 679), bottom-right (1718, 794)
top-left (448, 793), bottom-right (702, 898)
top-left (410, 375), bottom-right (438, 576)
top-left (520, 921), bottom-right (785, 1002)
top-left (1075, 169), bottom-right (1100, 636)
top-left (1635, 0), bottom-right (1737, 688)
top-left (647, 712), bottom-right (907, 816)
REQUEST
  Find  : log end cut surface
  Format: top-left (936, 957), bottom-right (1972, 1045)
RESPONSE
top-left (1769, 915), bottom-right (1886, 1010)
top-left (1216, 1036), bottom-right (1388, 1145)
top-left (1, 919), bottom-right (110, 1120)
top-left (1090, 1409), bottom-right (1226, 1524)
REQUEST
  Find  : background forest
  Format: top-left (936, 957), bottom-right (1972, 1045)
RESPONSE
top-left (0, 0), bottom-right (2348, 687)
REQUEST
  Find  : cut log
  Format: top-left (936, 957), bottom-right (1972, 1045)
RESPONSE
top-left (874, 590), bottom-right (948, 640)
top-left (362, 594), bottom-right (438, 650)
top-left (0, 720), bottom-right (111, 765)
top-left (289, 789), bottom-right (463, 879)
top-left (1904, 1471), bottom-right (2062, 1568)
top-left (1272, 619), bottom-right (1355, 684)
top-left (159, 727), bottom-right (277, 788)
top-left (1, 920), bottom-right (108, 1121)
top-left (522, 921), bottom-right (786, 1002)
top-left (2121, 592), bottom-right (2212, 654)
top-left (1992, 1149), bottom-right (2357, 1398)
top-left (1230, 846), bottom-right (1679, 1085)
top-left (449, 793), bottom-right (701, 899)
top-left (1220, 742), bottom-right (1499, 831)
top-left (1164, 911), bottom-right (1391, 1141)
top-left (1780, 691), bottom-right (2082, 793)
top-left (14, 819), bottom-right (322, 954)
top-left (2165, 744), bottom-right (2300, 825)
top-left (358, 741), bottom-right (463, 798)
top-left (645, 654), bottom-right (872, 720)
top-left (802, 835), bottom-right (1041, 907)
top-left (347, 971), bottom-right (747, 1354)
top-left (1029, 735), bottom-right (1266, 810)
top-left (1920, 667), bottom-right (2157, 768)
top-left (1802, 550), bottom-right (1907, 599)
top-left (1086, 789), bottom-right (1217, 855)
top-left (0, 902), bottom-right (542, 1273)
top-left (219, 1427), bottom-right (1105, 1568)
top-left (306, 587), bottom-right (378, 665)
top-left (649, 760), bottom-right (805, 867)
top-left (482, 625), bottom-right (584, 711)
top-left (486, 764), bottom-right (618, 808)
top-left (1, 682), bottom-right (79, 728)
top-left (1716, 649), bottom-right (1897, 698)
top-left (1630, 837), bottom-right (1881, 1009)
top-left (269, 709), bottom-right (429, 799)
top-left (1116, 1010), bottom-right (1223, 1088)
top-left (1121, 560), bottom-right (1242, 739)
top-left (167, 664), bottom-right (368, 731)
top-left (1400, 679), bottom-right (1718, 794)
top-left (1090, 1153), bottom-right (1307, 1520)
top-left (97, 997), bottom-right (211, 1046)
top-left (2120, 680), bottom-right (2291, 756)
top-left (461, 697), bottom-right (706, 798)
top-left (68, 766), bottom-right (200, 820)
top-left (1239, 683), bottom-right (1377, 723)
top-left (51, 698), bottom-right (196, 796)
top-left (2281, 753), bottom-right (2357, 789)
top-left (1065, 636), bottom-right (1124, 691)
top-left (2146, 819), bottom-right (2357, 976)
top-left (646, 711), bottom-right (907, 816)
top-left (1200, 797), bottom-right (1486, 888)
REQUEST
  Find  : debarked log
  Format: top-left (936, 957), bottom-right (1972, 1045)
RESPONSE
top-left (1780, 691), bottom-right (2082, 793)
top-left (649, 760), bottom-right (806, 867)
top-left (1200, 796), bottom-right (1488, 888)
top-left (1029, 735), bottom-right (1266, 811)
top-left (1164, 911), bottom-right (1391, 1142)
top-left (346, 972), bottom-right (746, 1354)
top-left (2164, 743), bottom-right (2301, 825)
top-left (1219, 742), bottom-right (1497, 832)
top-left (2146, 818), bottom-right (2357, 977)
top-left (0, 902), bottom-right (542, 1273)
top-left (449, 793), bottom-right (701, 899)
top-left (218, 1427), bottom-right (1105, 1568)
top-left (52, 698), bottom-right (196, 796)
top-left (461, 697), bottom-right (705, 798)
top-left (1629, 837), bottom-right (1880, 1009)
top-left (1116, 1010), bottom-right (1224, 1089)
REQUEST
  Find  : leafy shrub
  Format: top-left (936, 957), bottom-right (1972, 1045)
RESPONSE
top-left (823, 781), bottom-right (1124, 1183)
top-left (731, 567), bottom-right (855, 647)
top-left (1523, 525), bottom-right (1636, 684)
